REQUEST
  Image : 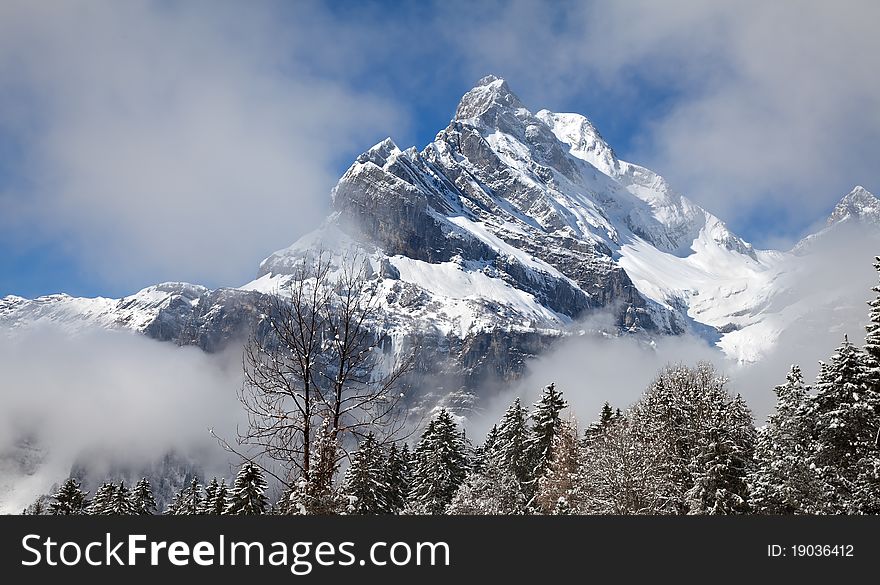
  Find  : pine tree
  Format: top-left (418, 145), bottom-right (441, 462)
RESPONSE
top-left (728, 394), bottom-right (757, 468)
top-left (685, 423), bottom-right (751, 515)
top-left (408, 409), bottom-right (469, 514)
top-left (447, 459), bottom-right (526, 515)
top-left (808, 338), bottom-right (880, 514)
top-left (200, 478), bottom-right (217, 514)
top-left (684, 386), bottom-right (754, 515)
top-left (88, 482), bottom-right (117, 515)
top-left (110, 482), bottom-right (135, 515)
top-left (583, 402), bottom-right (619, 445)
top-left (225, 462), bottom-right (269, 515)
top-left (202, 479), bottom-right (228, 515)
top-left (342, 433), bottom-right (387, 514)
top-left (129, 478), bottom-right (156, 515)
top-left (599, 402), bottom-right (614, 428)
top-left (493, 398), bottom-right (528, 485)
top-left (285, 418), bottom-right (341, 515)
top-left (215, 479), bottom-right (230, 515)
top-left (173, 477), bottom-right (202, 515)
top-left (50, 478), bottom-right (88, 515)
top-left (199, 478), bottom-right (220, 515)
top-left (483, 425), bottom-right (500, 459)
top-left (382, 442), bottom-right (409, 514)
top-left (524, 383), bottom-right (568, 495)
top-left (281, 479), bottom-right (308, 515)
top-left (534, 416), bottom-right (579, 513)
top-left (164, 488), bottom-right (184, 515)
top-left (750, 366), bottom-right (818, 514)
top-left (866, 256), bottom-right (880, 363)
top-left (470, 442), bottom-right (489, 475)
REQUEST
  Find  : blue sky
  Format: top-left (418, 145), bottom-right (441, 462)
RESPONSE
top-left (1, 0), bottom-right (878, 299)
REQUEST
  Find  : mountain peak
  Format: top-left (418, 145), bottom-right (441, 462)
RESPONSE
top-left (453, 74), bottom-right (525, 121)
top-left (355, 137), bottom-right (401, 167)
top-left (476, 74), bottom-right (504, 86)
top-left (827, 185), bottom-right (880, 226)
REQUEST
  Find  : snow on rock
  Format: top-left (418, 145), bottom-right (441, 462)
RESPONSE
top-left (794, 186), bottom-right (880, 254)
top-left (0, 283), bottom-right (206, 336)
top-left (826, 185), bottom-right (880, 227)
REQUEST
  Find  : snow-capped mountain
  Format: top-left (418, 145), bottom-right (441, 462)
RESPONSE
top-left (826, 185), bottom-right (880, 227)
top-left (2, 75), bottom-right (879, 386)
top-left (794, 185), bottom-right (880, 255)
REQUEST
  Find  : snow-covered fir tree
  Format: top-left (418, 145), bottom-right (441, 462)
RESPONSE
top-left (482, 424), bottom-right (500, 460)
top-left (866, 256), bottom-right (880, 364)
top-left (129, 477), bottom-right (156, 515)
top-left (382, 442), bottom-right (409, 514)
top-left (164, 489), bottom-right (183, 515)
top-left (524, 383), bottom-right (568, 496)
top-left (88, 482), bottom-right (117, 515)
top-left (110, 482), bottom-right (135, 515)
top-left (685, 424), bottom-right (751, 515)
top-left (750, 366), bottom-right (818, 514)
top-left (408, 409), bottom-right (469, 514)
top-left (684, 385), bottom-right (754, 514)
top-left (200, 478), bottom-right (219, 515)
top-left (447, 458), bottom-right (526, 515)
top-left (599, 402), bottom-right (614, 426)
top-left (534, 416), bottom-right (579, 513)
top-left (285, 418), bottom-right (341, 515)
top-left (201, 478), bottom-right (228, 515)
top-left (225, 462), bottom-right (269, 515)
top-left (342, 433), bottom-right (387, 514)
top-left (84, 481), bottom-right (134, 515)
top-left (50, 478), bottom-right (88, 515)
top-left (172, 477), bottom-right (203, 515)
top-left (582, 402), bottom-right (619, 446)
top-left (807, 337), bottom-right (880, 514)
top-left (279, 479), bottom-right (307, 515)
top-left (492, 398), bottom-right (529, 485)
top-left (310, 418), bottom-right (342, 513)
top-left (469, 440), bottom-right (489, 475)
top-left (729, 394), bottom-right (757, 454)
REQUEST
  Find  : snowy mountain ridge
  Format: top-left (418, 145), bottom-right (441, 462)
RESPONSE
top-left (827, 185), bottom-right (880, 227)
top-left (2, 76), bottom-right (879, 374)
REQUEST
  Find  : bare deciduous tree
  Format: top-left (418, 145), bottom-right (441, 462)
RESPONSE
top-left (218, 248), bottom-right (414, 506)
top-left (319, 251), bottom-right (412, 445)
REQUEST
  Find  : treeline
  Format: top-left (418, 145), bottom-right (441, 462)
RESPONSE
top-left (28, 257), bottom-right (880, 515)
top-left (29, 462), bottom-right (270, 516)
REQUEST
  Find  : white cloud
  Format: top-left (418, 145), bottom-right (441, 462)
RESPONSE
top-left (0, 325), bottom-right (244, 513)
top-left (0, 1), bottom-right (401, 290)
top-left (730, 224), bottom-right (880, 417)
top-left (467, 326), bottom-right (723, 441)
